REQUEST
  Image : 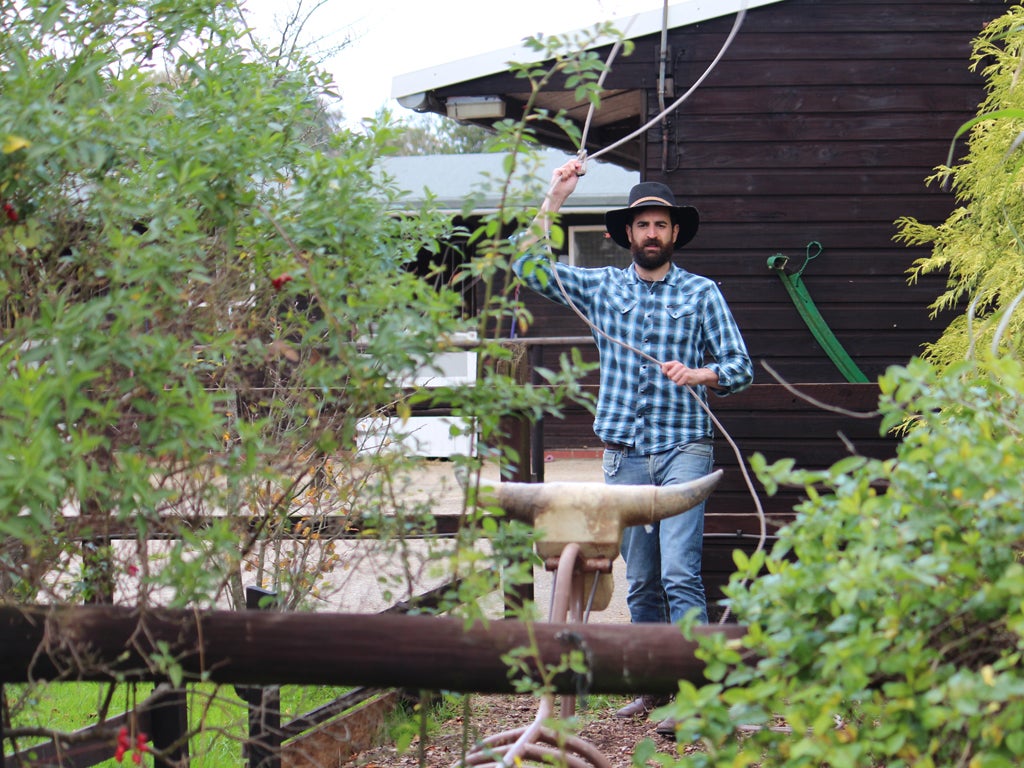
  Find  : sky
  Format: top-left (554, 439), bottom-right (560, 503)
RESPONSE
top-left (244, 0), bottom-right (664, 128)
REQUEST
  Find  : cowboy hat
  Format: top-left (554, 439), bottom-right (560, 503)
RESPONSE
top-left (604, 181), bottom-right (699, 250)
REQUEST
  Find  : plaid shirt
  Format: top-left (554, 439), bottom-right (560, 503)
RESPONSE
top-left (513, 253), bottom-right (753, 454)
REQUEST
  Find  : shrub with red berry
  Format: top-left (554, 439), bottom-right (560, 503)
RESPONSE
top-left (114, 726), bottom-right (150, 764)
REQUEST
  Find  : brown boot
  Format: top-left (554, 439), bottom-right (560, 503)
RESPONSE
top-left (655, 716), bottom-right (678, 737)
top-left (613, 694), bottom-right (671, 719)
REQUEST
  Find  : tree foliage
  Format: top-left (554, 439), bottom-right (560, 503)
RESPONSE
top-left (382, 111), bottom-right (495, 155)
top-left (0, 0), bottom-right (414, 749)
top-left (0, 0), bottom-right (551, 617)
top-left (0, 0), bottom-right (633, 757)
top-left (895, 6), bottom-right (1024, 366)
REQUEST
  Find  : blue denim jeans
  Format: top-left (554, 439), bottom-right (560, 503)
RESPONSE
top-left (603, 442), bottom-right (714, 624)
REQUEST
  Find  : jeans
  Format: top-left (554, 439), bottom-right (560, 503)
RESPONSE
top-left (603, 442), bottom-right (714, 624)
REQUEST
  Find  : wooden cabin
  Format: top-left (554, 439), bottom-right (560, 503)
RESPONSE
top-left (391, 0), bottom-right (1000, 549)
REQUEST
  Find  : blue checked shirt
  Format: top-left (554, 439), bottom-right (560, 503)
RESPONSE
top-left (513, 252), bottom-right (753, 454)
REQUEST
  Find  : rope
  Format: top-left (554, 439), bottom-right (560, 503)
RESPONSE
top-left (577, 15), bottom-right (635, 153)
top-left (543, 251), bottom-right (767, 620)
top-left (587, 2), bottom-right (749, 165)
top-left (534, 0), bottom-right (765, 623)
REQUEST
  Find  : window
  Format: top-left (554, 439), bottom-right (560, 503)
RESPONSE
top-left (569, 225), bottom-right (632, 269)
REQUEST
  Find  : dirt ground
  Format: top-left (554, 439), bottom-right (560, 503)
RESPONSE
top-left (348, 692), bottom-right (698, 767)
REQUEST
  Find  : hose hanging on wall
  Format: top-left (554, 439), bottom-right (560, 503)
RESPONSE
top-left (767, 242), bottom-right (869, 384)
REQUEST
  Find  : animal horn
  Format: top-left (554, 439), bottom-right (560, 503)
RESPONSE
top-left (492, 470), bottom-right (723, 526)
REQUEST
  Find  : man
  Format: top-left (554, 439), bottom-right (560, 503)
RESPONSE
top-left (513, 158), bottom-right (753, 728)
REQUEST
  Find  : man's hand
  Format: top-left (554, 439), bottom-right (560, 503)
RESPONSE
top-left (542, 158), bottom-right (583, 213)
top-left (518, 158), bottom-right (584, 252)
top-left (661, 361), bottom-right (720, 389)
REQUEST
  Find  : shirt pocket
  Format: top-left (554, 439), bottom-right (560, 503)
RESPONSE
top-left (607, 293), bottom-right (639, 316)
top-left (661, 302), bottom-right (702, 346)
top-left (666, 302), bottom-right (699, 321)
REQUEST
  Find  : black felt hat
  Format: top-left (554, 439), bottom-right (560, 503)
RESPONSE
top-left (604, 181), bottom-right (699, 250)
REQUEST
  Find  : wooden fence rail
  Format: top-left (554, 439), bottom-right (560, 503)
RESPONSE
top-left (1, 605), bottom-right (749, 766)
top-left (2, 579), bottom-right (469, 768)
top-left (2, 335), bottom-right (796, 765)
top-left (0, 605), bottom-right (747, 694)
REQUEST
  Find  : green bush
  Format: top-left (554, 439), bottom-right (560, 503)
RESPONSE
top-left (0, 1), bottom-right (632, 759)
top-left (0, 0), bottom-right (480, 612)
top-left (0, 0), bottom-right (587, 618)
top-left (896, 5), bottom-right (1024, 366)
top-left (664, 354), bottom-right (1024, 767)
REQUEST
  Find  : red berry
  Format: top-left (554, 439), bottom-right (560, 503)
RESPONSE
top-left (2, 203), bottom-right (17, 222)
top-left (271, 274), bottom-right (293, 291)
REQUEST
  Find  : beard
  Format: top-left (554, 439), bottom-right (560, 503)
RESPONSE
top-left (631, 239), bottom-right (674, 271)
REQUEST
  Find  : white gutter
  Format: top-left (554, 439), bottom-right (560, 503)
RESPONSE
top-left (393, 0), bottom-right (786, 110)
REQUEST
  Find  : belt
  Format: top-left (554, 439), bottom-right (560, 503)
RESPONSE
top-left (602, 442), bottom-right (634, 452)
top-left (602, 438), bottom-right (714, 453)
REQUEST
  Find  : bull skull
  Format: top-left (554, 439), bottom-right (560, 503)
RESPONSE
top-left (486, 470), bottom-right (722, 613)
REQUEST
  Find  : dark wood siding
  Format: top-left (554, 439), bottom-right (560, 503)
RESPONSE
top-left (505, 0), bottom-right (997, 383)
top-left (643, 0), bottom-right (992, 384)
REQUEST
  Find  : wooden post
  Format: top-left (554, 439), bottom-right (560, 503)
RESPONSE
top-left (494, 339), bottom-right (533, 483)
top-left (239, 587), bottom-right (281, 768)
top-left (81, 497), bottom-right (114, 605)
top-left (147, 685), bottom-right (189, 768)
top-left (529, 343), bottom-right (546, 483)
top-left (497, 341), bottom-right (535, 613)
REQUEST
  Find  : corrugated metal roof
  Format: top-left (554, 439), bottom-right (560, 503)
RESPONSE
top-left (378, 149), bottom-right (639, 213)
top-left (392, 0), bottom-right (786, 107)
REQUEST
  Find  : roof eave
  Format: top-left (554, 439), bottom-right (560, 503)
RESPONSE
top-left (391, 0), bottom-right (788, 106)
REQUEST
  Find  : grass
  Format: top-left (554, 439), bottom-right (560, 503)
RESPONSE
top-left (7, 685), bottom-right (620, 765)
top-left (382, 691), bottom-right (468, 755)
top-left (5, 681), bottom-right (351, 766)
